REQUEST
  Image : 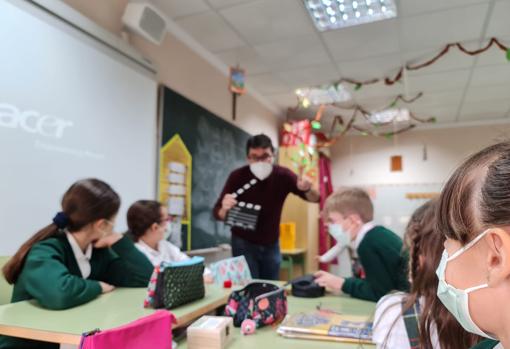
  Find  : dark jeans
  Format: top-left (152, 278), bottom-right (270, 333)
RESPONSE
top-left (231, 235), bottom-right (281, 280)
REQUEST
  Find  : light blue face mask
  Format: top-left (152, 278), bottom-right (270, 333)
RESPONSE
top-left (328, 223), bottom-right (350, 247)
top-left (436, 229), bottom-right (497, 340)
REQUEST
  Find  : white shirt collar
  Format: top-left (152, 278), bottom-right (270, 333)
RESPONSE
top-left (66, 232), bottom-right (92, 279)
top-left (136, 239), bottom-right (159, 255)
top-left (353, 221), bottom-right (376, 250)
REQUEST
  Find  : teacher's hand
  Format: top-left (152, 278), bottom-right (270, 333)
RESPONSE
top-left (297, 177), bottom-right (312, 192)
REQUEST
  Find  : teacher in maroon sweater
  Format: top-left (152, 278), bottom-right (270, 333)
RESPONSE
top-left (213, 134), bottom-right (320, 280)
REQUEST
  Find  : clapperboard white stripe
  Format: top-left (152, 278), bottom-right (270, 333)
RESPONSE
top-left (225, 179), bottom-right (261, 231)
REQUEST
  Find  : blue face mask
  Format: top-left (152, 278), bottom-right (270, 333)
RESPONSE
top-left (328, 223), bottom-right (350, 247)
top-left (436, 229), bottom-right (496, 340)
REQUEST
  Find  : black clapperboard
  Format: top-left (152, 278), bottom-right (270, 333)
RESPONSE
top-left (225, 179), bottom-right (261, 231)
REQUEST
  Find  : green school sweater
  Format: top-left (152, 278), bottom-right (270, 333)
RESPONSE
top-left (341, 226), bottom-right (409, 302)
top-left (471, 340), bottom-right (500, 349)
top-left (0, 234), bottom-right (153, 349)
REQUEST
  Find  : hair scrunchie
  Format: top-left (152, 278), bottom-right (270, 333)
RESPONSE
top-left (52, 212), bottom-right (69, 229)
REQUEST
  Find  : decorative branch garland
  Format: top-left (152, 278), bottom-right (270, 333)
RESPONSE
top-left (327, 38), bottom-right (509, 90)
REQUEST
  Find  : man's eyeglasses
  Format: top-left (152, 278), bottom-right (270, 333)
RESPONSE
top-left (248, 153), bottom-right (273, 161)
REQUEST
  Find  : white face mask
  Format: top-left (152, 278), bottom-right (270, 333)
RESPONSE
top-left (436, 229), bottom-right (496, 340)
top-left (328, 223), bottom-right (350, 246)
top-left (249, 162), bottom-right (273, 180)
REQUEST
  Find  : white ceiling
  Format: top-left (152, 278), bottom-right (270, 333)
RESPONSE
top-left (149, 0), bottom-right (510, 125)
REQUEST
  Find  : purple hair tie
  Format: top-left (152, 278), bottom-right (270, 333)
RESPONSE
top-left (52, 212), bottom-right (69, 229)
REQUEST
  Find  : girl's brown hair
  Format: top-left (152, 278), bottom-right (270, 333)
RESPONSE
top-left (3, 178), bottom-right (120, 284)
top-left (401, 199), bottom-right (479, 349)
top-left (126, 200), bottom-right (163, 242)
top-left (437, 141), bottom-right (510, 244)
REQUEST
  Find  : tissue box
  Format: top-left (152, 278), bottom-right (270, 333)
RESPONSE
top-left (187, 316), bottom-right (233, 349)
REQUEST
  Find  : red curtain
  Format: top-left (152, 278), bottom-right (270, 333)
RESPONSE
top-left (318, 152), bottom-right (333, 271)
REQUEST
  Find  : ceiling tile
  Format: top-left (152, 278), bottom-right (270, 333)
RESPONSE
top-left (336, 54), bottom-right (402, 80)
top-left (266, 92), bottom-right (299, 109)
top-left (247, 74), bottom-right (290, 95)
top-left (175, 12), bottom-right (245, 52)
top-left (470, 64), bottom-right (510, 87)
top-left (219, 0), bottom-right (316, 45)
top-left (486, 1), bottom-right (510, 38)
top-left (409, 90), bottom-right (464, 109)
top-left (464, 84), bottom-right (510, 104)
top-left (399, 4), bottom-right (489, 52)
top-left (349, 83), bottom-right (404, 100)
top-left (322, 19), bottom-right (400, 61)
top-left (459, 100), bottom-right (510, 121)
top-left (412, 104), bottom-right (460, 122)
top-left (402, 47), bottom-right (476, 75)
top-left (399, 0), bottom-right (491, 17)
top-left (215, 46), bottom-right (271, 75)
top-left (207, 0), bottom-right (253, 9)
top-left (406, 69), bottom-right (471, 93)
top-left (277, 63), bottom-right (339, 89)
top-left (150, 0), bottom-right (209, 19)
top-left (253, 34), bottom-right (331, 71)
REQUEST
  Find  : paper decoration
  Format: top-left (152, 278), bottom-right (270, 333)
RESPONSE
top-left (314, 37), bottom-right (508, 90)
top-left (168, 162), bottom-right (186, 174)
top-left (390, 155), bottom-right (402, 172)
top-left (168, 197), bottom-right (185, 216)
top-left (229, 67), bottom-right (246, 95)
top-left (168, 185), bottom-right (186, 196)
top-left (168, 173), bottom-right (185, 184)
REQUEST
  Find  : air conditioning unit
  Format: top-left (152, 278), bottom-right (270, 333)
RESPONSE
top-left (122, 3), bottom-right (167, 45)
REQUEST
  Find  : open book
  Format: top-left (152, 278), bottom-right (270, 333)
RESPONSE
top-left (277, 310), bottom-right (373, 344)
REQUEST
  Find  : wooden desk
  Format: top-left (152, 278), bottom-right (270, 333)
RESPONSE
top-left (180, 293), bottom-right (376, 349)
top-left (0, 284), bottom-right (231, 345)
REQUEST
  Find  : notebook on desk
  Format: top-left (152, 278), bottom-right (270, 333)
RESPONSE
top-left (277, 310), bottom-right (373, 345)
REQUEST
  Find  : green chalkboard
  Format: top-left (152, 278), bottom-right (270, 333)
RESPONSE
top-left (160, 86), bottom-right (251, 249)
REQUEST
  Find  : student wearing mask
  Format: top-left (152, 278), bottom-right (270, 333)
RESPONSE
top-left (435, 141), bottom-right (510, 349)
top-left (373, 199), bottom-right (479, 349)
top-left (314, 187), bottom-right (409, 302)
top-left (126, 200), bottom-right (212, 282)
top-left (0, 179), bottom-right (153, 349)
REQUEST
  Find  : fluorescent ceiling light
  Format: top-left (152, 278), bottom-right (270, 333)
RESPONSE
top-left (304, 0), bottom-right (397, 31)
top-left (369, 108), bottom-right (409, 124)
top-left (295, 85), bottom-right (351, 105)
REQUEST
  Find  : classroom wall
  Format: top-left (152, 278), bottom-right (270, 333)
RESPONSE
top-left (330, 123), bottom-right (510, 187)
top-left (61, 0), bottom-right (280, 142)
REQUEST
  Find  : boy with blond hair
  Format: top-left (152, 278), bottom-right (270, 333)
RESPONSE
top-left (315, 187), bottom-right (409, 302)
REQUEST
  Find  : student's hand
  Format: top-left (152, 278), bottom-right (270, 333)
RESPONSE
top-left (94, 232), bottom-right (123, 248)
top-left (314, 255), bottom-right (322, 262)
top-left (297, 177), bottom-right (312, 192)
top-left (314, 270), bottom-right (344, 294)
top-left (99, 281), bottom-right (115, 294)
top-left (221, 194), bottom-right (238, 211)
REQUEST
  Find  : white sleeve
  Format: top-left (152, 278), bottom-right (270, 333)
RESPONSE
top-left (372, 293), bottom-right (410, 349)
top-left (164, 241), bottom-right (190, 262)
top-left (319, 243), bottom-right (345, 263)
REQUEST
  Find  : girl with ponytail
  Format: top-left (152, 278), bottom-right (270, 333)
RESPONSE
top-left (0, 178), bottom-right (153, 349)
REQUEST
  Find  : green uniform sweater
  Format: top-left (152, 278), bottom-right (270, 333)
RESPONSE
top-left (341, 226), bottom-right (409, 302)
top-left (0, 234), bottom-right (153, 349)
top-left (470, 340), bottom-right (500, 349)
